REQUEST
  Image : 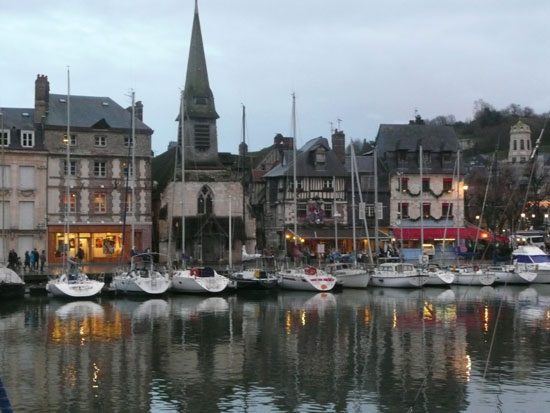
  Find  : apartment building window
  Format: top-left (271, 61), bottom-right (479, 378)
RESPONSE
top-left (64, 192), bottom-right (76, 213)
top-left (297, 203), bottom-right (307, 218)
top-left (288, 178), bottom-right (303, 191)
top-left (442, 202), bottom-right (453, 217)
top-left (423, 202), bottom-right (431, 217)
top-left (520, 140), bottom-right (525, 150)
top-left (0, 165), bottom-right (11, 189)
top-left (124, 136), bottom-right (134, 147)
top-left (0, 201), bottom-right (11, 230)
top-left (94, 192), bottom-right (107, 213)
top-left (423, 151), bottom-right (431, 165)
top-left (63, 160), bottom-right (77, 176)
top-left (323, 179), bottom-right (333, 190)
top-left (0, 130), bottom-right (10, 146)
top-left (398, 150), bottom-right (407, 163)
top-left (19, 166), bottom-right (35, 190)
top-left (398, 202), bottom-right (409, 219)
top-left (122, 161), bottom-right (134, 179)
top-left (443, 178), bottom-right (453, 192)
top-left (95, 135), bottom-right (107, 147)
top-left (315, 149), bottom-right (326, 170)
top-left (21, 131), bottom-right (35, 147)
top-left (125, 192), bottom-right (133, 213)
top-left (513, 140), bottom-right (517, 150)
top-left (400, 177), bottom-right (408, 192)
top-left (365, 204), bottom-right (375, 218)
top-left (324, 203), bottom-right (333, 219)
top-left (94, 161), bottom-right (107, 177)
top-left (18, 201), bottom-right (34, 230)
top-left (63, 134), bottom-right (77, 146)
top-left (422, 178), bottom-right (430, 192)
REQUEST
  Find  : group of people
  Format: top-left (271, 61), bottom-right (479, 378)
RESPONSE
top-left (8, 249), bottom-right (47, 272)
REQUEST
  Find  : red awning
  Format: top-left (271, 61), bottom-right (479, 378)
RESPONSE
top-left (392, 227), bottom-right (508, 242)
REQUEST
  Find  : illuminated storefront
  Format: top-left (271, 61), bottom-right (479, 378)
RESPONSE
top-left (48, 225), bottom-right (141, 263)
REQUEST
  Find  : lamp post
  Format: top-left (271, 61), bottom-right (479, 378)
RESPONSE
top-left (521, 213), bottom-right (526, 231)
top-left (545, 213), bottom-right (549, 237)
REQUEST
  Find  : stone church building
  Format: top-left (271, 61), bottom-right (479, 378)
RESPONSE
top-left (153, 3), bottom-right (256, 265)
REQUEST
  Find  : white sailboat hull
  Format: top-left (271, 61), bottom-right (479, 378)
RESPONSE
top-left (171, 269), bottom-right (229, 294)
top-left (493, 270), bottom-right (537, 284)
top-left (278, 268), bottom-right (337, 292)
top-left (370, 275), bottom-right (428, 288)
top-left (113, 271), bottom-right (171, 295)
top-left (425, 270), bottom-right (455, 286)
top-left (47, 275), bottom-right (104, 298)
top-left (334, 269), bottom-right (371, 288)
top-left (452, 271), bottom-right (495, 286)
top-left (515, 265), bottom-right (550, 284)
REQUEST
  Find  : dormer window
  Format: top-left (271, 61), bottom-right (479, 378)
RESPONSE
top-left (422, 151), bottom-right (431, 165)
top-left (315, 148), bottom-right (326, 170)
top-left (21, 131), bottom-right (35, 148)
top-left (0, 130), bottom-right (10, 146)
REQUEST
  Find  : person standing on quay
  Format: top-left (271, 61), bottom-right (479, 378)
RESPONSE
top-left (40, 250), bottom-right (46, 273)
top-left (32, 248), bottom-right (39, 270)
top-left (23, 251), bottom-right (30, 272)
top-left (29, 250), bottom-right (36, 271)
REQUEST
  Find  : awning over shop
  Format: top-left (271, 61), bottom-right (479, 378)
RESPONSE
top-left (287, 228), bottom-right (391, 240)
top-left (391, 227), bottom-right (508, 242)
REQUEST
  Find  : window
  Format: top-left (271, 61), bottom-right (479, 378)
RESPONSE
top-left (400, 177), bottom-right (408, 192)
top-left (0, 201), bottom-right (10, 230)
top-left (0, 165), bottom-right (11, 189)
top-left (94, 161), bottom-right (106, 177)
top-left (124, 136), bottom-right (134, 147)
top-left (442, 152), bottom-right (452, 162)
top-left (323, 179), bottom-right (333, 190)
top-left (398, 202), bottom-right (409, 219)
top-left (197, 186), bottom-right (213, 215)
top-left (194, 123), bottom-right (210, 151)
top-left (365, 204), bottom-right (375, 218)
top-left (520, 140), bottom-right (525, 150)
top-left (398, 151), bottom-right (407, 163)
top-left (527, 140), bottom-right (530, 150)
top-left (122, 161), bottom-right (134, 179)
top-left (19, 166), bottom-right (35, 190)
top-left (64, 134), bottom-right (77, 146)
top-left (443, 178), bottom-right (453, 192)
top-left (423, 203), bottom-right (431, 217)
top-left (21, 131), bottom-right (35, 147)
top-left (95, 135), bottom-right (107, 147)
top-left (64, 192), bottom-right (76, 213)
top-left (0, 130), bottom-right (10, 146)
top-left (63, 160), bottom-right (77, 176)
top-left (289, 178), bottom-right (303, 191)
top-left (324, 204), bottom-right (333, 218)
top-left (18, 201), bottom-right (34, 230)
top-left (422, 178), bottom-right (430, 192)
top-left (422, 151), bottom-right (431, 165)
top-left (442, 203), bottom-right (453, 217)
top-left (315, 149), bottom-right (326, 170)
top-left (297, 203), bottom-right (307, 218)
top-left (94, 192), bottom-right (107, 213)
top-left (124, 192), bottom-right (133, 213)
top-left (513, 140), bottom-right (517, 150)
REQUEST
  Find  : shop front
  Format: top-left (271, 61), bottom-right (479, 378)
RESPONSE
top-left (48, 225), bottom-right (141, 264)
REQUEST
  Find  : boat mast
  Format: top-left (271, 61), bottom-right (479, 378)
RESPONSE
top-left (229, 196), bottom-right (232, 270)
top-left (167, 145), bottom-right (179, 267)
top-left (333, 175), bottom-right (338, 253)
top-left (0, 108), bottom-right (5, 265)
top-left (456, 149), bottom-right (461, 261)
top-left (180, 90), bottom-right (186, 265)
top-left (351, 143), bottom-right (357, 265)
top-left (352, 145), bottom-right (373, 265)
top-left (64, 67), bottom-right (71, 271)
top-left (241, 104), bottom-right (246, 250)
top-left (292, 93), bottom-right (298, 247)
top-left (420, 144), bottom-right (424, 259)
top-left (130, 90), bottom-right (136, 251)
top-left (374, 146), bottom-right (379, 261)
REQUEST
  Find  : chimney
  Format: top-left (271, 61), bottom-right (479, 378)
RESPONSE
top-left (127, 101), bottom-right (144, 121)
top-left (135, 101), bottom-right (143, 121)
top-left (332, 129), bottom-right (345, 163)
top-left (34, 74), bottom-right (50, 124)
top-left (239, 141), bottom-right (248, 156)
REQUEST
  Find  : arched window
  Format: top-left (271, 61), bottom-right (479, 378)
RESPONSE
top-left (197, 186), bottom-right (213, 215)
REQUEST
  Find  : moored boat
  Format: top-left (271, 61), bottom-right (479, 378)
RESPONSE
top-left (47, 266), bottom-right (104, 299)
top-left (325, 262), bottom-right (371, 288)
top-left (278, 266), bottom-right (337, 292)
top-left (486, 264), bottom-right (537, 284)
top-left (451, 265), bottom-right (495, 286)
top-left (512, 246), bottom-right (550, 283)
top-left (112, 253), bottom-right (171, 295)
top-left (423, 264), bottom-right (455, 286)
top-left (370, 263), bottom-right (428, 288)
top-left (0, 266), bottom-right (25, 299)
top-left (171, 266), bottom-right (229, 294)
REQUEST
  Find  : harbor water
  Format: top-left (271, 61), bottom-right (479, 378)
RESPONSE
top-left (1, 285), bottom-right (550, 412)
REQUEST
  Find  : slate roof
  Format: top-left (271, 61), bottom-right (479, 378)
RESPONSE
top-left (375, 124), bottom-right (458, 154)
top-left (263, 137), bottom-right (347, 178)
top-left (45, 94), bottom-right (152, 132)
top-left (0, 107), bottom-right (35, 130)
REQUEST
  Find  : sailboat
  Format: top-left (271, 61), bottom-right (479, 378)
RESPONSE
top-left (277, 94), bottom-right (337, 292)
top-left (111, 90), bottom-right (171, 295)
top-left (170, 91), bottom-right (229, 294)
top-left (47, 68), bottom-right (104, 298)
top-left (325, 144), bottom-right (371, 288)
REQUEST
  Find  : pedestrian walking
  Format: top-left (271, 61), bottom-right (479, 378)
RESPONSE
top-left (32, 248), bottom-right (40, 270)
top-left (40, 250), bottom-right (46, 272)
top-left (29, 250), bottom-right (36, 271)
top-left (23, 251), bottom-right (31, 272)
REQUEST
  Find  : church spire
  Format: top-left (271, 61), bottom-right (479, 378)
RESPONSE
top-left (184, 0), bottom-right (218, 119)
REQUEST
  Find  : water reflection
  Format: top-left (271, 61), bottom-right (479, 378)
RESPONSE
top-left (2, 287), bottom-right (550, 411)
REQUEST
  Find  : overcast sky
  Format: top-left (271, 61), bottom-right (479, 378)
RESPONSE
top-left (2, 0), bottom-right (550, 156)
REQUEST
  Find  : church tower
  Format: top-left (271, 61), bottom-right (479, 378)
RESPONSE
top-left (508, 119), bottom-right (532, 163)
top-left (180, 1), bottom-right (220, 167)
